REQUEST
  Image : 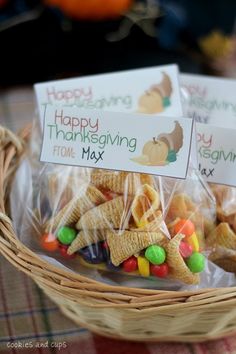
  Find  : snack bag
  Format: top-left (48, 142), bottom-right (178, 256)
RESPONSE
top-left (163, 165), bottom-right (216, 280)
top-left (9, 106), bottom-right (216, 287)
top-left (180, 73), bottom-right (236, 273)
top-left (205, 185), bottom-right (236, 272)
top-left (210, 185), bottom-right (236, 233)
top-left (11, 69), bottom-right (218, 287)
top-left (22, 159), bottom-right (214, 286)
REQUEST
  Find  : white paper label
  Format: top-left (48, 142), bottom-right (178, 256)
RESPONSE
top-left (40, 106), bottom-right (193, 179)
top-left (181, 73), bottom-right (236, 127)
top-left (35, 64), bottom-right (183, 126)
top-left (197, 123), bottom-right (236, 186)
top-left (181, 73), bottom-right (236, 186)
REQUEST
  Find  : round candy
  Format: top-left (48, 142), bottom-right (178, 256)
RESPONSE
top-left (102, 190), bottom-right (114, 201)
top-left (57, 226), bottom-right (77, 245)
top-left (106, 259), bottom-right (121, 271)
top-left (101, 241), bottom-right (109, 250)
top-left (150, 263), bottom-right (169, 278)
top-left (90, 243), bottom-right (106, 263)
top-left (145, 245), bottom-right (166, 265)
top-left (79, 246), bottom-right (94, 262)
top-left (137, 256), bottom-right (150, 277)
top-left (179, 241), bottom-right (193, 258)
top-left (101, 242), bottom-right (109, 261)
top-left (41, 233), bottom-right (59, 252)
top-left (186, 252), bottom-right (205, 273)
top-left (80, 243), bottom-right (106, 264)
top-left (174, 219), bottom-right (195, 238)
top-left (123, 256), bottom-right (138, 272)
top-left (186, 232), bottom-right (199, 252)
top-left (137, 220), bottom-right (149, 229)
top-left (59, 244), bottom-right (76, 259)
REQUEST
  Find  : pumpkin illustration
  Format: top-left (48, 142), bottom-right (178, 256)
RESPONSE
top-left (142, 138), bottom-right (169, 165)
top-left (138, 90), bottom-right (163, 114)
top-left (45, 0), bottom-right (133, 20)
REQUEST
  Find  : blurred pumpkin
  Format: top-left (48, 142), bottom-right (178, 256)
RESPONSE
top-left (45, 0), bottom-right (134, 20)
top-left (0, 0), bottom-right (8, 8)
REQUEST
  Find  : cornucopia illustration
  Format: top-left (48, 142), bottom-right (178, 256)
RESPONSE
top-left (131, 121), bottom-right (183, 166)
top-left (137, 72), bottom-right (173, 114)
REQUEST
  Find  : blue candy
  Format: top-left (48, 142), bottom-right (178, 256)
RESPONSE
top-left (80, 243), bottom-right (106, 264)
top-left (106, 259), bottom-right (121, 271)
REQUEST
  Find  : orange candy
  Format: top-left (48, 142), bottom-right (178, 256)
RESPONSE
top-left (41, 233), bottom-right (59, 252)
top-left (173, 219), bottom-right (195, 238)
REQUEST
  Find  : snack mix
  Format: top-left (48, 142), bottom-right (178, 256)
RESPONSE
top-left (40, 170), bottom-right (207, 285)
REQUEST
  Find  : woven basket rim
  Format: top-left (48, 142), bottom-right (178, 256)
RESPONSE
top-left (1, 124), bottom-right (236, 308)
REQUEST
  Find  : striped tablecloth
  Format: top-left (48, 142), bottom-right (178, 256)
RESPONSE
top-left (1, 252), bottom-right (236, 354)
top-left (1, 87), bottom-right (236, 354)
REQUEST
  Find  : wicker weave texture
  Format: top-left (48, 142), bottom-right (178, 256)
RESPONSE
top-left (1, 125), bottom-right (236, 342)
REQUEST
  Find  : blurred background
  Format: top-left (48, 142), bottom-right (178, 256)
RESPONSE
top-left (1, 0), bottom-right (236, 87)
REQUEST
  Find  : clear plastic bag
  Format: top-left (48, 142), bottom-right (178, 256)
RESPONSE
top-left (206, 184), bottom-right (236, 274)
top-left (210, 184), bottom-right (236, 232)
top-left (180, 74), bottom-right (236, 273)
top-left (5, 76), bottom-right (236, 290)
top-left (164, 166), bottom-right (216, 246)
top-left (10, 138), bottom-right (220, 289)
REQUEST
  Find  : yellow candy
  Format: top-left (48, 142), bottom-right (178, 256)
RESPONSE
top-left (138, 256), bottom-right (150, 277)
top-left (187, 232), bottom-right (199, 252)
top-left (137, 220), bottom-right (149, 228)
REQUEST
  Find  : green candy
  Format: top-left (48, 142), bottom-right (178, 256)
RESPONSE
top-left (145, 245), bottom-right (166, 265)
top-left (167, 150), bottom-right (177, 162)
top-left (186, 252), bottom-right (205, 273)
top-left (163, 96), bottom-right (171, 107)
top-left (57, 226), bottom-right (76, 245)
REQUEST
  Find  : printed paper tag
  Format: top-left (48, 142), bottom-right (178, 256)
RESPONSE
top-left (35, 64), bottom-right (183, 127)
top-left (181, 73), bottom-right (236, 186)
top-left (181, 73), bottom-right (236, 127)
top-left (197, 123), bottom-right (236, 187)
top-left (40, 105), bottom-right (193, 179)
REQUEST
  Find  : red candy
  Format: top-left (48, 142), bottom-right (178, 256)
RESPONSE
top-left (123, 256), bottom-right (138, 272)
top-left (100, 188), bottom-right (115, 201)
top-left (101, 241), bottom-right (109, 250)
top-left (174, 219), bottom-right (195, 238)
top-left (59, 244), bottom-right (76, 259)
top-left (150, 263), bottom-right (169, 278)
top-left (179, 241), bottom-right (193, 258)
top-left (41, 233), bottom-right (59, 252)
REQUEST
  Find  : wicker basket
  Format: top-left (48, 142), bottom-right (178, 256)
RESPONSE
top-left (1, 125), bottom-right (236, 343)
